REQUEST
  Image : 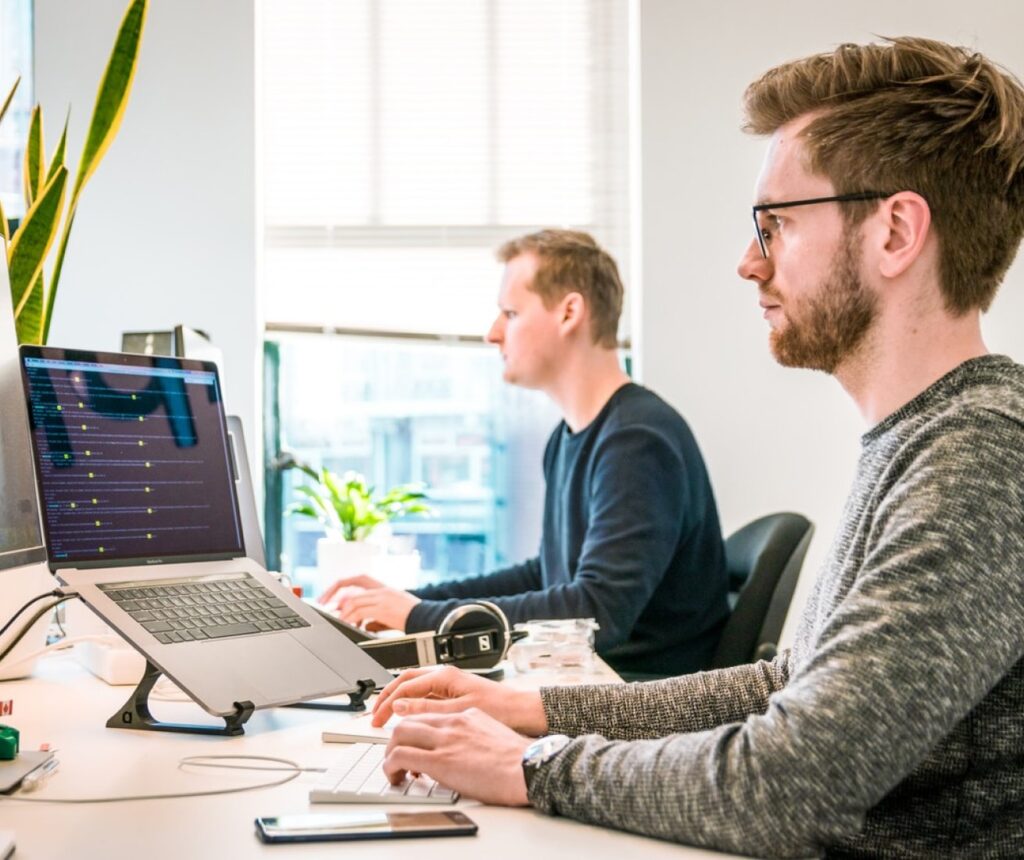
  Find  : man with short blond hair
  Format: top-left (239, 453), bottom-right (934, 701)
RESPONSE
top-left (495, 229), bottom-right (624, 348)
top-left (324, 228), bottom-right (729, 677)
top-left (366, 38), bottom-right (1024, 858)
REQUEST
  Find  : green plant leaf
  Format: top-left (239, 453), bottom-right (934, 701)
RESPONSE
top-left (397, 503), bottom-right (434, 517)
top-left (43, 0), bottom-right (147, 344)
top-left (70, 0), bottom-right (147, 204)
top-left (285, 501), bottom-right (323, 522)
top-left (0, 77), bottom-right (19, 127)
top-left (290, 468), bottom-right (434, 542)
top-left (13, 274), bottom-right (44, 345)
top-left (8, 167), bottom-right (68, 343)
top-left (321, 470), bottom-right (356, 536)
top-left (0, 196), bottom-right (8, 247)
top-left (294, 484), bottom-right (329, 514)
top-left (23, 106), bottom-right (43, 208)
top-left (45, 111), bottom-right (70, 184)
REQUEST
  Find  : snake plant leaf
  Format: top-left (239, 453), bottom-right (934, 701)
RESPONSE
top-left (8, 167), bottom-right (68, 340)
top-left (43, 0), bottom-right (147, 344)
top-left (15, 274), bottom-right (44, 345)
top-left (0, 197), bottom-right (8, 247)
top-left (45, 111), bottom-right (70, 185)
top-left (70, 0), bottom-right (147, 205)
top-left (0, 77), bottom-right (19, 127)
top-left (23, 106), bottom-right (44, 208)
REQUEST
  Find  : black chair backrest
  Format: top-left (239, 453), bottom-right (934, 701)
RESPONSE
top-left (710, 512), bottom-right (813, 669)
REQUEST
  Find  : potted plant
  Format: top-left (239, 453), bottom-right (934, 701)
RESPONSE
top-left (287, 465), bottom-right (434, 585)
top-left (1, 0), bottom-right (146, 345)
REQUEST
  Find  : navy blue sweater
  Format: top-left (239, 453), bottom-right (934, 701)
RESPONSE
top-left (406, 383), bottom-right (729, 675)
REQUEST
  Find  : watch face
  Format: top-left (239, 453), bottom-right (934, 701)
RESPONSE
top-left (525, 734), bottom-right (572, 768)
top-left (522, 735), bottom-right (572, 794)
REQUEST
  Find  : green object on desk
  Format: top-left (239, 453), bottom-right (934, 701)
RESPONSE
top-left (0, 726), bottom-right (18, 760)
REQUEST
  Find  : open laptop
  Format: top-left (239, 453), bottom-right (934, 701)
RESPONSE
top-left (18, 345), bottom-right (391, 717)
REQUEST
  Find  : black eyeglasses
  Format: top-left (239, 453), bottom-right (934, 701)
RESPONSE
top-left (751, 191), bottom-right (894, 259)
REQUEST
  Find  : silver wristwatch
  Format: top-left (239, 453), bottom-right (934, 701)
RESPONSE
top-left (521, 734), bottom-right (572, 793)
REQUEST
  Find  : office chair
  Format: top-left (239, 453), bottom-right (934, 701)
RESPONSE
top-left (709, 512), bottom-right (814, 669)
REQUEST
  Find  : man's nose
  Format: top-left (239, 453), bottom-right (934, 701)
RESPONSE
top-left (486, 317), bottom-right (503, 344)
top-left (737, 238), bottom-right (772, 285)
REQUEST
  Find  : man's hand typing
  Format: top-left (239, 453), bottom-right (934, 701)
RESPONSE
top-left (383, 709), bottom-right (532, 806)
top-left (372, 665), bottom-right (549, 736)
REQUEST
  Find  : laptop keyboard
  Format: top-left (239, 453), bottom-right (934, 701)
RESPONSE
top-left (99, 572), bottom-right (309, 644)
top-left (310, 742), bottom-right (458, 805)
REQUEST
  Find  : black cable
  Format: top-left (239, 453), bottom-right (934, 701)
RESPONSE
top-left (0, 589), bottom-right (63, 641)
top-left (0, 593), bottom-right (79, 664)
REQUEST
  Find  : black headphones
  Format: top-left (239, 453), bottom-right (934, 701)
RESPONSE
top-left (317, 600), bottom-right (517, 672)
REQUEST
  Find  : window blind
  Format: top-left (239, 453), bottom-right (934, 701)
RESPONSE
top-left (261, 0), bottom-right (631, 338)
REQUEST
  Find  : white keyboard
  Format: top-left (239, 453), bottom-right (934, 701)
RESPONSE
top-left (310, 742), bottom-right (458, 805)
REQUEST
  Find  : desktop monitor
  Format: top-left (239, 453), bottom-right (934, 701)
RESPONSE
top-left (0, 255), bottom-right (56, 679)
top-left (120, 330), bottom-right (175, 357)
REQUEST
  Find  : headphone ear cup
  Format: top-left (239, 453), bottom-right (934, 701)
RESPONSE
top-left (437, 601), bottom-right (511, 670)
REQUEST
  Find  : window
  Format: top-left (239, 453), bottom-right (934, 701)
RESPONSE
top-left (0, 0), bottom-right (33, 223)
top-left (260, 0), bottom-right (631, 589)
top-left (268, 333), bottom-right (561, 596)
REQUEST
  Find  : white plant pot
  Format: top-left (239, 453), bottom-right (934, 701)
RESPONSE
top-left (316, 537), bottom-right (384, 583)
top-left (315, 536), bottom-right (423, 594)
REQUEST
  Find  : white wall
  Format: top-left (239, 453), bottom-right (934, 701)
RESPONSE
top-left (635, 0), bottom-right (1024, 642)
top-left (34, 0), bottom-right (259, 451)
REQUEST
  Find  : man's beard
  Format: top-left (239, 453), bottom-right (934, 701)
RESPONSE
top-left (767, 231), bottom-right (878, 373)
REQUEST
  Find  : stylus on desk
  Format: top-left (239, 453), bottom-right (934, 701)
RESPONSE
top-left (19, 757), bottom-right (59, 793)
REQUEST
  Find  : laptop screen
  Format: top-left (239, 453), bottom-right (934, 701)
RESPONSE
top-left (19, 347), bottom-right (244, 569)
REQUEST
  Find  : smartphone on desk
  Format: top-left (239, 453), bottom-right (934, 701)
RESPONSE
top-left (255, 810), bottom-right (478, 843)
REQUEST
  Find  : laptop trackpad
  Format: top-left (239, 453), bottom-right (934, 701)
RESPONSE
top-left (214, 635), bottom-right (343, 703)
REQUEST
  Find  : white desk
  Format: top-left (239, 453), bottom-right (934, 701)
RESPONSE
top-left (0, 654), bottom-right (747, 860)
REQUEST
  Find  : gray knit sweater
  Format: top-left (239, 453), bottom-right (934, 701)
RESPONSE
top-left (530, 356), bottom-right (1024, 858)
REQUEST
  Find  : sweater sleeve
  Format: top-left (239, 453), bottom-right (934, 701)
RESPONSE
top-left (405, 559), bottom-right (543, 632)
top-left (540, 653), bottom-right (791, 740)
top-left (526, 413), bottom-right (1024, 857)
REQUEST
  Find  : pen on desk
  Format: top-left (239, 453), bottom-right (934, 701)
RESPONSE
top-left (19, 757), bottom-right (59, 793)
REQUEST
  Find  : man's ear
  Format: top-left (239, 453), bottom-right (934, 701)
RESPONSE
top-left (558, 292), bottom-right (586, 336)
top-left (875, 191), bottom-right (932, 279)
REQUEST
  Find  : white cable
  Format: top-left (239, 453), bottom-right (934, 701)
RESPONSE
top-left (8, 633), bottom-right (126, 667)
top-left (179, 755), bottom-right (326, 774)
top-left (0, 755), bottom-right (314, 804)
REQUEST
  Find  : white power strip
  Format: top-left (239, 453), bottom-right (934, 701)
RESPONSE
top-left (73, 638), bottom-right (146, 686)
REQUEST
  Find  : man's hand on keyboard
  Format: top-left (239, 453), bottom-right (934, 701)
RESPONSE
top-left (318, 574), bottom-right (420, 631)
top-left (372, 665), bottom-right (548, 736)
top-left (383, 708), bottom-right (531, 806)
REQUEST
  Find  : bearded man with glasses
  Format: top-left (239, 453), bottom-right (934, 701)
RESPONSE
top-left (361, 37), bottom-right (1024, 859)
